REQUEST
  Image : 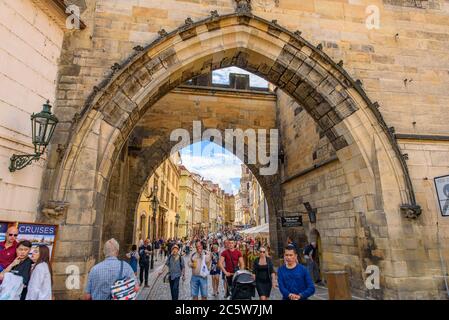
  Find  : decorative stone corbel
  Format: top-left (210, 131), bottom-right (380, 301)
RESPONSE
top-left (41, 201), bottom-right (70, 219)
top-left (400, 204), bottom-right (422, 219)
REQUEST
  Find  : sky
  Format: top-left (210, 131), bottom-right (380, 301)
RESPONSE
top-left (179, 141), bottom-right (242, 195)
top-left (212, 67), bottom-right (268, 88)
top-left (178, 67), bottom-right (266, 194)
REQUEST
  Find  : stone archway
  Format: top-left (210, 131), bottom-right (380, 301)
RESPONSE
top-left (38, 10), bottom-right (420, 299)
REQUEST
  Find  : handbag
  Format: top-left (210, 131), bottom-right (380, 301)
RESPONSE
top-left (199, 253), bottom-right (209, 278)
top-left (0, 273), bottom-right (23, 300)
top-left (110, 261), bottom-right (137, 300)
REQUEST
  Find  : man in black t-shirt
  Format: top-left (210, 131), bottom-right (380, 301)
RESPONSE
top-left (138, 239), bottom-right (153, 287)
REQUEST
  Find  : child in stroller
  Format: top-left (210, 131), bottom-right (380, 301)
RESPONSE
top-left (231, 270), bottom-right (256, 300)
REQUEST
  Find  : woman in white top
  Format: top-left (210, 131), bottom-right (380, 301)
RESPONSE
top-left (25, 245), bottom-right (52, 300)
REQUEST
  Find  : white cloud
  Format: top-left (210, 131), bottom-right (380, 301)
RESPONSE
top-left (180, 142), bottom-right (242, 194)
top-left (212, 67), bottom-right (269, 88)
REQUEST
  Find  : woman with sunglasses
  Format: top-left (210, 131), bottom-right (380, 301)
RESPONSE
top-left (252, 247), bottom-right (276, 300)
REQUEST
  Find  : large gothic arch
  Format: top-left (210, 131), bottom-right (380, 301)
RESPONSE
top-left (38, 10), bottom-right (421, 298)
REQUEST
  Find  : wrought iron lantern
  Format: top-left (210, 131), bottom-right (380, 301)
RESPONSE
top-left (150, 185), bottom-right (159, 214)
top-left (303, 202), bottom-right (317, 224)
top-left (9, 100), bottom-right (58, 172)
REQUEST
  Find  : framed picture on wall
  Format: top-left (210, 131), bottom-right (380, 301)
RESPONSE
top-left (434, 174), bottom-right (449, 217)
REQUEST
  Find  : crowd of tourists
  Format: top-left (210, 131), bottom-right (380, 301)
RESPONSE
top-left (0, 223), bottom-right (320, 301)
top-left (0, 226), bottom-right (53, 300)
top-left (84, 229), bottom-right (320, 300)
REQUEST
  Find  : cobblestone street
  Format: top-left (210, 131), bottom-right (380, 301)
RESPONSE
top-left (136, 254), bottom-right (335, 301)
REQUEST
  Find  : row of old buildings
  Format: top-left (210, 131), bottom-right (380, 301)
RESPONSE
top-left (133, 153), bottom-right (237, 244)
top-left (234, 165), bottom-right (269, 228)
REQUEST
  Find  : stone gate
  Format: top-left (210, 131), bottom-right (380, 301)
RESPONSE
top-left (34, 0), bottom-right (449, 300)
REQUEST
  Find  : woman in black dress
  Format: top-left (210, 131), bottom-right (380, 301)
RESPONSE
top-left (252, 247), bottom-right (276, 300)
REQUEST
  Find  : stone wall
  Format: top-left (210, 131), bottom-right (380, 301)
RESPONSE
top-left (0, 0), bottom-right (64, 222)
top-left (278, 89), bottom-right (370, 296)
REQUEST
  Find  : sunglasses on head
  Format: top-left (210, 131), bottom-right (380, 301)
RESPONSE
top-left (8, 233), bottom-right (18, 237)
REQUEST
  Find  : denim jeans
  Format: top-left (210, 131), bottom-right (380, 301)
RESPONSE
top-left (306, 259), bottom-right (321, 282)
top-left (139, 263), bottom-right (149, 285)
top-left (169, 277), bottom-right (181, 300)
top-left (190, 275), bottom-right (208, 298)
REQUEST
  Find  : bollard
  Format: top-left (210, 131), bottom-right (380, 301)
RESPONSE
top-left (325, 271), bottom-right (351, 300)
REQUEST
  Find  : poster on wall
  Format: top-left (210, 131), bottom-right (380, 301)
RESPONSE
top-left (0, 222), bottom-right (8, 242)
top-left (0, 221), bottom-right (58, 260)
top-left (434, 174), bottom-right (449, 217)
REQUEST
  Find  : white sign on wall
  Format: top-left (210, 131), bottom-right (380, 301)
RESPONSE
top-left (434, 174), bottom-right (449, 216)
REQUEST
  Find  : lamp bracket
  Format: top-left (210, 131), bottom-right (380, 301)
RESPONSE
top-left (9, 153), bottom-right (41, 172)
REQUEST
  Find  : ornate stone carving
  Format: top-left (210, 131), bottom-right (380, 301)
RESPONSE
top-left (41, 201), bottom-right (69, 218)
top-left (185, 17), bottom-right (194, 26)
top-left (235, 0), bottom-right (252, 13)
top-left (400, 204), bottom-right (422, 219)
top-left (158, 29), bottom-right (168, 37)
top-left (111, 63), bottom-right (121, 71)
top-left (210, 10), bottom-right (219, 18)
top-left (133, 45), bottom-right (144, 52)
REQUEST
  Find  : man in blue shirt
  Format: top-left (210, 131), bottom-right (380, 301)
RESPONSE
top-left (277, 245), bottom-right (315, 300)
top-left (84, 239), bottom-right (138, 300)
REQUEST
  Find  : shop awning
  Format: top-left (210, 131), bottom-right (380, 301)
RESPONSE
top-left (239, 223), bottom-right (269, 236)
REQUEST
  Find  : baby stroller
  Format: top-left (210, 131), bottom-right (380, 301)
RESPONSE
top-left (231, 270), bottom-right (256, 300)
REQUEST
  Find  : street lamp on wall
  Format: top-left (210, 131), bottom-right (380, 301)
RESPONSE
top-left (303, 202), bottom-right (317, 224)
top-left (9, 101), bottom-right (59, 172)
top-left (148, 185), bottom-right (158, 270)
top-left (149, 185), bottom-right (159, 240)
top-left (175, 212), bottom-right (180, 239)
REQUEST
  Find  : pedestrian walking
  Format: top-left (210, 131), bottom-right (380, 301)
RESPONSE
top-left (26, 244), bottom-right (52, 300)
top-left (277, 245), bottom-right (315, 300)
top-left (159, 244), bottom-right (185, 300)
top-left (304, 241), bottom-right (321, 283)
top-left (219, 239), bottom-right (244, 298)
top-left (189, 241), bottom-right (211, 300)
top-left (154, 240), bottom-right (160, 262)
top-left (138, 239), bottom-right (152, 287)
top-left (210, 244), bottom-right (221, 296)
top-left (252, 247), bottom-right (276, 300)
top-left (126, 245), bottom-right (139, 277)
top-left (84, 239), bottom-right (138, 300)
top-left (286, 236), bottom-right (299, 255)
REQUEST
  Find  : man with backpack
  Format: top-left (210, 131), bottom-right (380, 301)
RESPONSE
top-left (84, 239), bottom-right (138, 300)
top-left (219, 239), bottom-right (245, 298)
top-left (158, 244), bottom-right (185, 300)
